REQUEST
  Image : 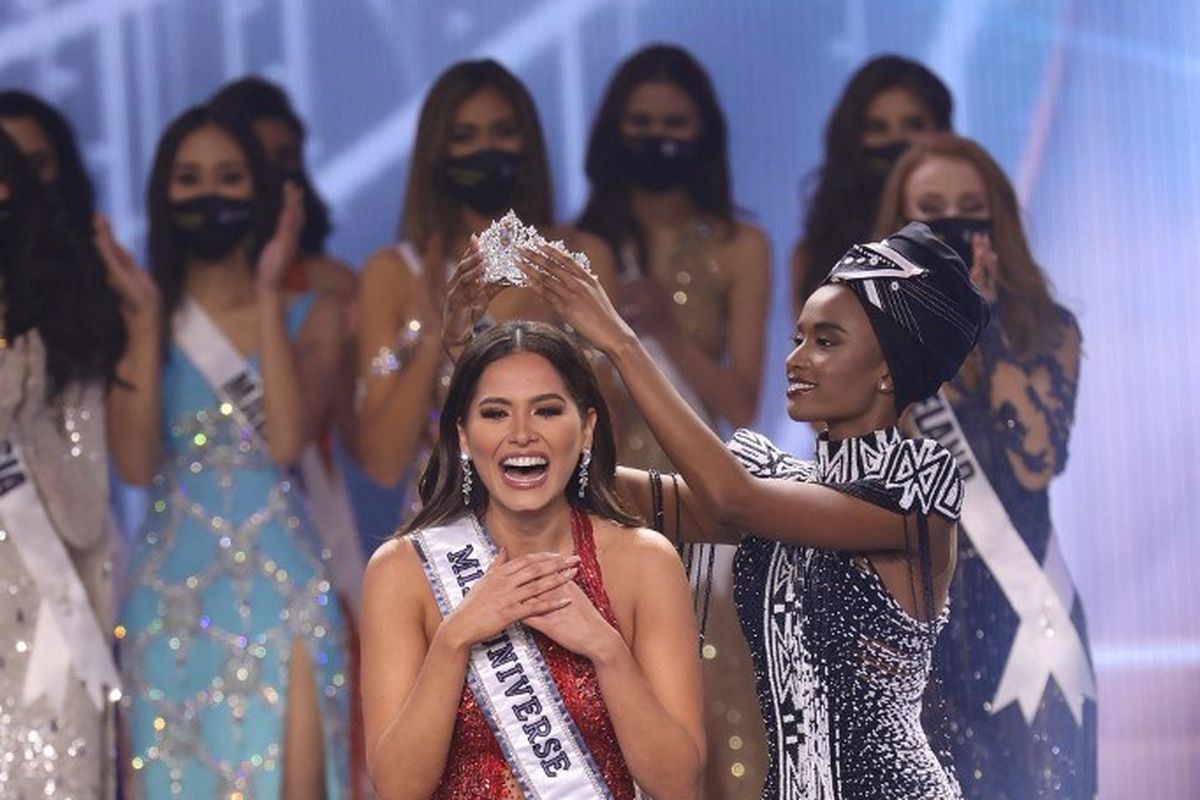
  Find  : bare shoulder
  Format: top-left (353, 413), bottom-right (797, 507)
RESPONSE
top-left (591, 519), bottom-right (685, 579)
top-left (729, 220), bottom-right (771, 267)
top-left (360, 245), bottom-right (412, 292)
top-left (364, 535), bottom-right (427, 599)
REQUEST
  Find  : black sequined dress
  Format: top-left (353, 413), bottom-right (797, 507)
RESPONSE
top-left (729, 427), bottom-right (963, 800)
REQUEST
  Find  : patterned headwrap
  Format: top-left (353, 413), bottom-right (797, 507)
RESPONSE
top-left (824, 221), bottom-right (991, 411)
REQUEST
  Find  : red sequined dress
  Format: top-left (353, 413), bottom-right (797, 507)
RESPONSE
top-left (432, 509), bottom-right (636, 799)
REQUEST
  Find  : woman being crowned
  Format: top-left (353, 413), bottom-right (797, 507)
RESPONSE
top-left (359, 320), bottom-right (704, 799)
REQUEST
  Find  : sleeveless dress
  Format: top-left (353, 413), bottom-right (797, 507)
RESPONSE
top-left (613, 224), bottom-right (769, 800)
top-left (0, 331), bottom-right (117, 799)
top-left (935, 304), bottom-right (1097, 799)
top-left (429, 510), bottom-right (635, 799)
top-left (119, 294), bottom-right (351, 799)
top-left (728, 427), bottom-right (964, 799)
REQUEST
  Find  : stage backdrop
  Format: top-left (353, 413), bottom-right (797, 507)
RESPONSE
top-left (2, 0), bottom-right (1196, 794)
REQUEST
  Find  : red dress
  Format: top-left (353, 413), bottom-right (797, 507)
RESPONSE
top-left (432, 509), bottom-right (636, 799)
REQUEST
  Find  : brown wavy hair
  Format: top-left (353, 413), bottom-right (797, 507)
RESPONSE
top-left (873, 133), bottom-right (1058, 357)
top-left (399, 59), bottom-right (553, 248)
top-left (401, 321), bottom-right (639, 535)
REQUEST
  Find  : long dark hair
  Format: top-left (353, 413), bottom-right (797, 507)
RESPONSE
top-left (796, 55), bottom-right (952, 304)
top-left (208, 76), bottom-right (333, 255)
top-left (403, 321), bottom-right (638, 535)
top-left (400, 60), bottom-right (553, 248)
top-left (147, 105), bottom-right (280, 347)
top-left (0, 90), bottom-right (95, 237)
top-left (0, 129), bottom-right (124, 399)
top-left (578, 44), bottom-right (735, 266)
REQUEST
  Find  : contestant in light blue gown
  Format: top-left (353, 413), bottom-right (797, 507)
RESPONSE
top-left (119, 291), bottom-right (350, 798)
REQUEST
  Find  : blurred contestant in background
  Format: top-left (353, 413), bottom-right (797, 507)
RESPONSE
top-left (578, 44), bottom-right (770, 799)
top-left (874, 133), bottom-right (1097, 799)
top-left (106, 106), bottom-right (351, 800)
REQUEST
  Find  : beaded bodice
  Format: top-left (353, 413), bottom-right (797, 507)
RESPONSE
top-left (431, 510), bottom-right (635, 799)
top-left (729, 428), bottom-right (963, 799)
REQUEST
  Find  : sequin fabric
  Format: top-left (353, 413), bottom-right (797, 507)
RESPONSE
top-left (119, 295), bottom-right (350, 799)
top-left (0, 331), bottom-right (117, 800)
top-left (935, 303), bottom-right (1097, 799)
top-left (728, 428), bottom-right (963, 799)
top-left (430, 509), bottom-right (635, 799)
top-left (612, 225), bottom-right (767, 800)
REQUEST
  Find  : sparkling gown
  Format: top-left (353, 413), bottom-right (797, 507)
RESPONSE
top-left (613, 222), bottom-right (768, 800)
top-left (935, 304), bottom-right (1097, 799)
top-left (428, 510), bottom-right (635, 799)
top-left (728, 427), bottom-right (964, 800)
top-left (0, 331), bottom-right (117, 800)
top-left (119, 294), bottom-right (350, 799)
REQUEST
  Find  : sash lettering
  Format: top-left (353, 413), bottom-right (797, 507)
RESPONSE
top-left (911, 392), bottom-right (1095, 725)
top-left (412, 515), bottom-right (611, 798)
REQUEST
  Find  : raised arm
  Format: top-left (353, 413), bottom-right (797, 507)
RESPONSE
top-left (519, 248), bottom-right (946, 554)
top-left (355, 242), bottom-right (447, 486)
top-left (361, 540), bottom-right (578, 799)
top-left (96, 214), bottom-right (162, 486)
top-left (625, 225), bottom-right (770, 427)
top-left (253, 184), bottom-right (319, 466)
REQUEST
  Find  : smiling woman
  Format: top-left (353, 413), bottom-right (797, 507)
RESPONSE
top-left (359, 321), bottom-right (705, 800)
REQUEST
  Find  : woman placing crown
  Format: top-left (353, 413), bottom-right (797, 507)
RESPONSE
top-left (518, 222), bottom-right (990, 799)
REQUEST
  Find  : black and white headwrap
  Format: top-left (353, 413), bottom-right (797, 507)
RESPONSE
top-left (824, 221), bottom-right (991, 411)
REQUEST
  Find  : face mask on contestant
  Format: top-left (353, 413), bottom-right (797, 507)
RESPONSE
top-left (441, 149), bottom-right (524, 215)
top-left (169, 195), bottom-right (255, 261)
top-left (862, 139), bottom-right (911, 172)
top-left (923, 216), bottom-right (993, 268)
top-left (617, 135), bottom-right (700, 193)
top-left (861, 86), bottom-right (935, 173)
top-left (0, 196), bottom-right (13, 245)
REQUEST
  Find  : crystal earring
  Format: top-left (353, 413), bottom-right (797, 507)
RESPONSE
top-left (577, 449), bottom-right (591, 499)
top-left (460, 453), bottom-right (473, 507)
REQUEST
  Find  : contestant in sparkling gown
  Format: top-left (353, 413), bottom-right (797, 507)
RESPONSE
top-left (355, 59), bottom-right (617, 527)
top-left (0, 126), bottom-right (126, 799)
top-left (875, 133), bottom-right (1097, 798)
top-left (106, 106), bottom-right (350, 799)
top-left (360, 322), bottom-right (703, 799)
top-left (521, 222), bottom-right (990, 798)
top-left (578, 45), bottom-right (772, 798)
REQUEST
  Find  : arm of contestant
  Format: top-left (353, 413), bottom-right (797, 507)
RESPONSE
top-left (361, 539), bottom-right (578, 799)
top-left (524, 528), bottom-right (704, 800)
top-left (521, 248), bottom-right (952, 555)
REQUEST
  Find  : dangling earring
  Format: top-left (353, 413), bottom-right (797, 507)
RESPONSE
top-left (577, 449), bottom-right (591, 499)
top-left (460, 453), bottom-right (473, 507)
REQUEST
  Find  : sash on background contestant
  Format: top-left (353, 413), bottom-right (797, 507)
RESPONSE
top-left (911, 391), bottom-right (1096, 723)
top-left (0, 437), bottom-right (120, 712)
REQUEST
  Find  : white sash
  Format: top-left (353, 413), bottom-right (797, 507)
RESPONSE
top-left (173, 297), bottom-right (268, 447)
top-left (174, 297), bottom-right (366, 612)
top-left (296, 447), bottom-right (365, 615)
top-left (412, 515), bottom-right (613, 799)
top-left (0, 437), bottom-right (120, 711)
top-left (911, 391), bottom-right (1096, 725)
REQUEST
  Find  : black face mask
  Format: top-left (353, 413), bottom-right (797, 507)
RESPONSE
top-left (169, 195), bottom-right (255, 261)
top-left (924, 216), bottom-right (993, 268)
top-left (0, 199), bottom-right (13, 247)
top-left (862, 139), bottom-right (911, 171)
top-left (618, 135), bottom-right (701, 193)
top-left (441, 150), bottom-right (524, 215)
